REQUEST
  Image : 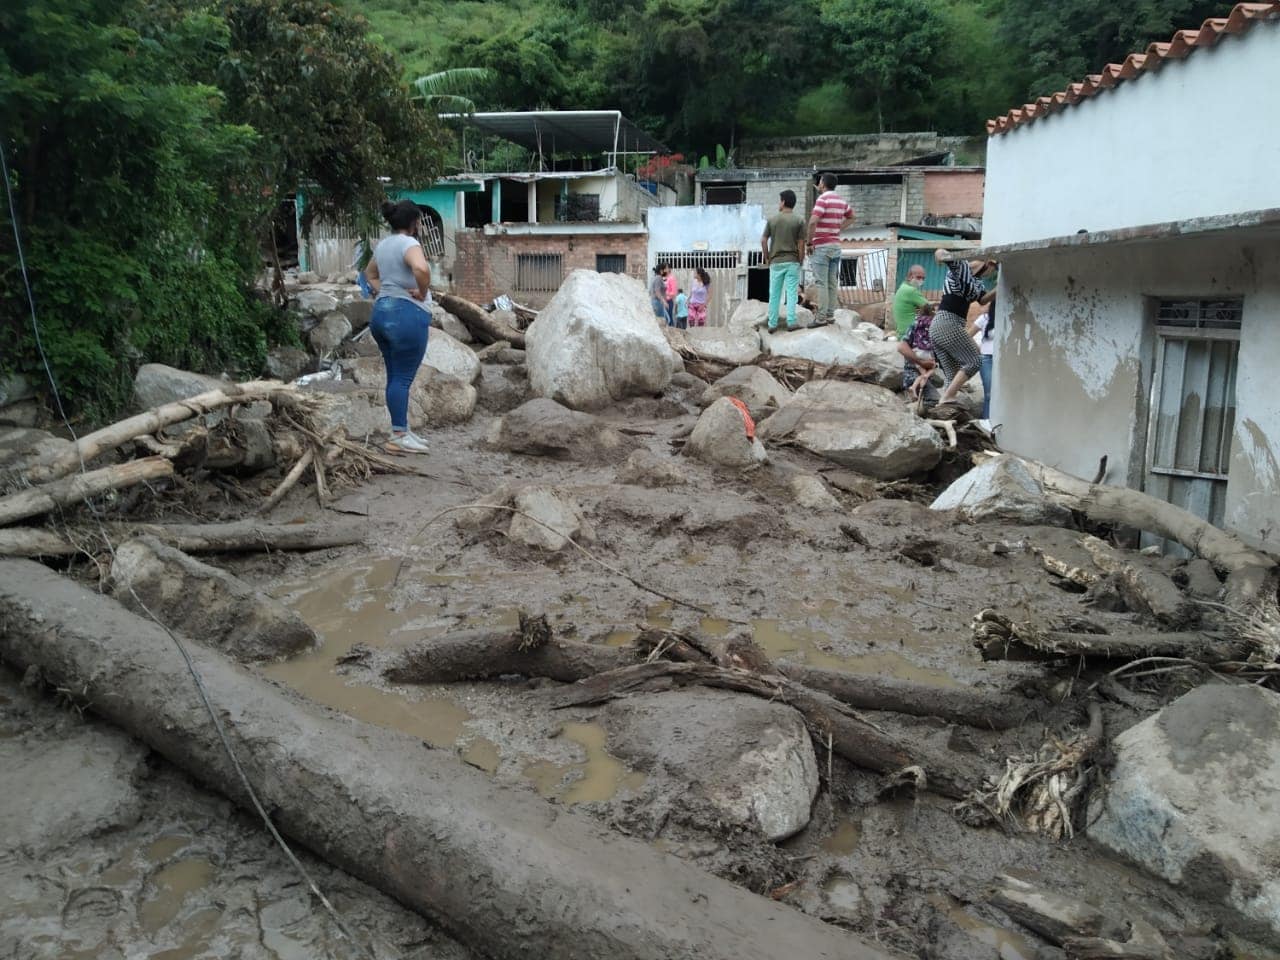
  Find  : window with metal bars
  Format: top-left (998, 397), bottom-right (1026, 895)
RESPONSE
top-left (1155, 299), bottom-right (1243, 330)
top-left (703, 183), bottom-right (747, 205)
top-left (596, 254), bottom-right (627, 274)
top-left (555, 193), bottom-right (601, 222)
top-left (653, 251), bottom-right (741, 270)
top-left (516, 253), bottom-right (563, 292)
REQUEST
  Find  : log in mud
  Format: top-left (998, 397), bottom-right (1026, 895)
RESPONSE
top-left (0, 559), bottom-right (901, 960)
top-left (0, 520), bottom-right (363, 557)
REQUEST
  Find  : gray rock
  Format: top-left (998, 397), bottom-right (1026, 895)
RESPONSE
top-left (265, 345), bottom-right (312, 382)
top-left (476, 363), bottom-right (532, 414)
top-left (765, 328), bottom-right (902, 389)
top-left (832, 308), bottom-right (862, 330)
top-left (686, 397), bottom-right (767, 468)
top-left (0, 373), bottom-right (35, 408)
top-left (731, 298), bottom-right (815, 332)
top-left (671, 371), bottom-right (709, 390)
top-left (758, 381), bottom-right (943, 480)
top-left (506, 486), bottom-right (593, 552)
top-left (1182, 558), bottom-right (1223, 599)
top-left (133, 363), bottom-right (227, 411)
top-left (853, 321), bottom-right (887, 340)
top-left (487, 398), bottom-right (637, 463)
top-left (615, 448), bottom-right (690, 488)
top-left (0, 428), bottom-right (71, 472)
top-left (0, 728), bottom-right (145, 856)
top-left (603, 690), bottom-right (819, 841)
top-left (295, 270), bottom-right (320, 285)
top-left (788, 474), bottom-right (841, 511)
top-left (301, 380), bottom-right (391, 438)
top-left (111, 536), bottom-right (316, 661)
top-left (292, 288), bottom-right (338, 315)
top-left (426, 328), bottom-right (481, 384)
top-left (340, 297), bottom-right (373, 334)
top-left (308, 310), bottom-right (352, 358)
top-left (1088, 684), bottom-right (1280, 936)
top-left (430, 303), bottom-right (473, 343)
top-left (0, 400), bottom-right (41, 428)
top-left (345, 357), bottom-right (474, 426)
top-left (526, 270), bottom-right (674, 410)
top-left (491, 348), bottom-right (526, 365)
top-left (683, 326), bottom-right (762, 366)
top-left (930, 455), bottom-right (1073, 526)
top-left (701, 366), bottom-right (790, 420)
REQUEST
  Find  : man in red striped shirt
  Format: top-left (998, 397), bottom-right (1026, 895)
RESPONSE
top-left (805, 173), bottom-right (855, 324)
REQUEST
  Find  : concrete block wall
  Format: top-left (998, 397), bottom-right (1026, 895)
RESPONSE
top-left (743, 175), bottom-right (923, 227)
top-left (452, 231), bottom-right (647, 308)
top-left (923, 170), bottom-right (986, 218)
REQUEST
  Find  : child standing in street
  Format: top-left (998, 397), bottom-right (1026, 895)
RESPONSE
top-left (688, 268), bottom-right (710, 327)
top-left (674, 288), bottom-right (689, 330)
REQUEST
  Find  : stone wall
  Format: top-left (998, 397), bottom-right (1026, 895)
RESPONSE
top-left (738, 133), bottom-right (982, 169)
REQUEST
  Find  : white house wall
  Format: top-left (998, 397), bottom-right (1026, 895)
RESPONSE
top-left (984, 22), bottom-right (1280, 246)
top-left (646, 204), bottom-right (767, 266)
top-left (992, 235), bottom-right (1280, 550)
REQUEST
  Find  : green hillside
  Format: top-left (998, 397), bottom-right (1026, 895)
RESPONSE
top-left (342, 0), bottom-right (1234, 154)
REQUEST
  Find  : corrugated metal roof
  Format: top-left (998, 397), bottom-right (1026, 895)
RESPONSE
top-left (987, 2), bottom-right (1280, 136)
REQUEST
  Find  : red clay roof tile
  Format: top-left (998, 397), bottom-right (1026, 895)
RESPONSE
top-left (988, 1), bottom-right (1280, 135)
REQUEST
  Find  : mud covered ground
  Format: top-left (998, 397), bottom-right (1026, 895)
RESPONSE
top-left (2, 392), bottom-right (1274, 959)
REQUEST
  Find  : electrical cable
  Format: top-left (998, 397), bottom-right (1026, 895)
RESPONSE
top-left (1, 139), bottom-right (380, 960)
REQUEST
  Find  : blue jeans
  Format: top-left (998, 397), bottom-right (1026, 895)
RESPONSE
top-left (809, 243), bottom-right (842, 319)
top-left (979, 354), bottom-right (993, 418)
top-left (356, 271), bottom-right (373, 298)
top-left (370, 297), bottom-right (429, 432)
top-left (651, 297), bottom-right (666, 320)
top-left (767, 262), bottom-right (800, 328)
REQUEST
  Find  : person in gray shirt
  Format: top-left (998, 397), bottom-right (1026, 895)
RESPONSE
top-left (363, 199), bottom-right (433, 454)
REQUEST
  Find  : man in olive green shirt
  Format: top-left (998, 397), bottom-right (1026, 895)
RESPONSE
top-left (892, 264), bottom-right (930, 337)
top-left (761, 190), bottom-right (806, 332)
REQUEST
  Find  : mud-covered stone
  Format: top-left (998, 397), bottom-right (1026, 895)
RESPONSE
top-left (340, 297), bottom-right (373, 334)
top-left (603, 690), bottom-right (819, 841)
top-left (506, 486), bottom-right (593, 552)
top-left (0, 428), bottom-right (72, 472)
top-left (303, 380), bottom-right (392, 437)
top-left (731, 299), bottom-right (815, 333)
top-left (1088, 684), bottom-right (1280, 936)
top-left (685, 397), bottom-right (767, 468)
top-left (292, 288), bottom-right (338, 315)
top-left (764, 329), bottom-right (901, 389)
top-left (525, 270), bottom-right (673, 410)
top-left (758, 381), bottom-right (942, 480)
top-left (615, 448), bottom-right (690, 488)
top-left (429, 303), bottom-right (473, 344)
top-left (788, 474), bottom-right (841, 511)
top-left (930, 455), bottom-right (1072, 526)
top-left (110, 536), bottom-right (316, 661)
top-left (701, 366), bottom-right (790, 420)
top-left (347, 357), bottom-right (475, 425)
top-left (425, 328), bottom-right (481, 384)
top-left (476, 363), bottom-right (532, 414)
top-left (486, 398), bottom-right (637, 463)
top-left (265, 345), bottom-right (312, 382)
top-left (0, 727), bottom-right (146, 856)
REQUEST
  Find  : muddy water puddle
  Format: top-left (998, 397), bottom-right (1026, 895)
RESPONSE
top-left (929, 894), bottom-right (1037, 960)
top-left (522, 722), bottom-right (645, 804)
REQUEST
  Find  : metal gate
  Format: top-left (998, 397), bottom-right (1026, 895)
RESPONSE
top-left (651, 250), bottom-right (742, 327)
top-left (1142, 298), bottom-right (1242, 553)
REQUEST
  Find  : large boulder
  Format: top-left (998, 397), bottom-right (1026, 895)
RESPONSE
top-left (788, 474), bottom-right (842, 511)
top-left (265, 345), bottom-right (312, 382)
top-left (347, 357), bottom-right (475, 425)
top-left (685, 397), bottom-right (767, 468)
top-left (302, 381), bottom-right (391, 438)
top-left (111, 536), bottom-right (316, 661)
top-left (730, 299), bottom-right (816, 333)
top-left (765, 328), bottom-right (903, 390)
top-left (308, 310), bottom-right (353, 358)
top-left (292, 288), bottom-right (339, 316)
top-left (133, 363), bottom-right (227, 410)
top-left (526, 270), bottom-right (674, 410)
top-left (758, 381), bottom-right (943, 480)
top-left (0, 428), bottom-right (72, 472)
top-left (603, 690), bottom-right (819, 841)
top-left (339, 297), bottom-right (373, 334)
top-left (429, 302), bottom-right (473, 343)
top-left (487, 398), bottom-right (637, 463)
top-left (425, 328), bottom-right (481, 384)
top-left (930, 455), bottom-right (1072, 526)
top-left (700, 366), bottom-right (791, 421)
top-left (1088, 684), bottom-right (1280, 936)
top-left (476, 363), bottom-right (532, 414)
top-left (615, 448), bottom-right (690, 488)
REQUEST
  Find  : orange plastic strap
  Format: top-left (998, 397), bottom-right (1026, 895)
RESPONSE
top-left (727, 397), bottom-right (756, 440)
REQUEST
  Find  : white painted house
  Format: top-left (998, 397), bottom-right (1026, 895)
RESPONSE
top-left (981, 1), bottom-right (1280, 552)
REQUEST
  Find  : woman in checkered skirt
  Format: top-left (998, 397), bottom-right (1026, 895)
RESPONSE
top-left (931, 250), bottom-right (997, 404)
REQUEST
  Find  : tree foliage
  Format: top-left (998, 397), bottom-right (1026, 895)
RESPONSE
top-left (0, 0), bottom-right (442, 420)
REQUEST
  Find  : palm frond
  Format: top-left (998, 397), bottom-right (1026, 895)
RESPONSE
top-left (412, 68), bottom-right (492, 101)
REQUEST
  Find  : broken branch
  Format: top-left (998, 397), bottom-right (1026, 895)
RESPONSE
top-left (0, 457), bottom-right (174, 527)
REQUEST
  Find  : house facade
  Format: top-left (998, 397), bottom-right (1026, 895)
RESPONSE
top-left (982, 1), bottom-right (1280, 550)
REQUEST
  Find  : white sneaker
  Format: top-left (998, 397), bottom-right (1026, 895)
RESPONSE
top-left (386, 432), bottom-right (430, 455)
top-left (406, 430), bottom-right (431, 449)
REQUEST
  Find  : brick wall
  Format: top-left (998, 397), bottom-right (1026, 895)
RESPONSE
top-left (451, 230), bottom-right (648, 308)
top-left (923, 170), bottom-right (986, 218)
top-left (744, 175), bottom-right (923, 227)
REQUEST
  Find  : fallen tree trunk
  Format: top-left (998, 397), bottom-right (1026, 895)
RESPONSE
top-left (1017, 457), bottom-right (1276, 602)
top-left (0, 559), bottom-right (896, 960)
top-left (0, 457), bottom-right (174, 527)
top-left (776, 663), bottom-right (1034, 730)
top-left (1077, 535), bottom-right (1196, 628)
top-left (20, 381), bottom-right (294, 486)
top-left (971, 611), bottom-right (1246, 663)
top-left (547, 660), bottom-right (982, 799)
top-left (438, 293), bottom-right (526, 349)
top-left (384, 630), bottom-right (635, 684)
top-left (0, 520), bottom-right (363, 557)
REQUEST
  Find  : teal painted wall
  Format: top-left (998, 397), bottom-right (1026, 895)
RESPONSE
top-left (894, 250), bottom-right (997, 291)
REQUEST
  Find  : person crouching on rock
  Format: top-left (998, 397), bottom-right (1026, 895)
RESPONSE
top-left (898, 302), bottom-right (939, 406)
top-left (363, 199), bottom-right (433, 455)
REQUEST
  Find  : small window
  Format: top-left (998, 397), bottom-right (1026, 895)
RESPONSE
top-left (839, 256), bottom-right (859, 287)
top-left (1155, 299), bottom-right (1243, 330)
top-left (703, 183), bottom-right (747, 205)
top-left (516, 253), bottom-right (563, 292)
top-left (596, 254), bottom-right (627, 274)
top-left (653, 250), bottom-right (741, 270)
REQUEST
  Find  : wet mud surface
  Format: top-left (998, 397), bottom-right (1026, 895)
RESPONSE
top-left (3, 402), bottom-right (1276, 958)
